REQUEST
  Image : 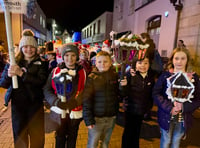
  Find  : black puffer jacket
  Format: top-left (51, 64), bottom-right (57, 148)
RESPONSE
top-left (0, 56), bottom-right (47, 106)
top-left (83, 67), bottom-right (120, 126)
top-left (125, 69), bottom-right (156, 115)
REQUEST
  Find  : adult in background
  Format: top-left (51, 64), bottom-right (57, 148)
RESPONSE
top-left (140, 32), bottom-right (156, 63)
top-left (0, 29), bottom-right (47, 148)
top-left (177, 40), bottom-right (186, 48)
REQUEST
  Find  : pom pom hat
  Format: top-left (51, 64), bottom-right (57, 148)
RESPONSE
top-left (19, 29), bottom-right (37, 50)
top-left (61, 43), bottom-right (79, 61)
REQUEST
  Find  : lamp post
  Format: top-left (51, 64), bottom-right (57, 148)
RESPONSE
top-left (52, 20), bottom-right (57, 41)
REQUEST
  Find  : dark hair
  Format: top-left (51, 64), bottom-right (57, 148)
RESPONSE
top-left (179, 40), bottom-right (184, 44)
top-left (140, 32), bottom-right (150, 40)
top-left (132, 56), bottom-right (150, 70)
top-left (38, 47), bottom-right (46, 54)
top-left (0, 40), bottom-right (4, 45)
top-left (89, 51), bottom-right (96, 59)
top-left (46, 42), bottom-right (54, 51)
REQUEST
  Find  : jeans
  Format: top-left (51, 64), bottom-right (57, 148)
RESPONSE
top-left (160, 121), bottom-right (185, 148)
top-left (87, 116), bottom-right (116, 148)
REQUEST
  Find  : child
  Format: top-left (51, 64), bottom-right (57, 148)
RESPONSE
top-left (0, 52), bottom-right (9, 112)
top-left (0, 29), bottom-right (47, 147)
top-left (46, 51), bottom-right (57, 74)
top-left (152, 47), bottom-right (200, 148)
top-left (37, 46), bottom-right (47, 61)
top-left (89, 51), bottom-right (97, 67)
top-left (121, 56), bottom-right (156, 148)
top-left (43, 43), bottom-right (86, 148)
top-left (83, 51), bottom-right (125, 148)
top-left (78, 49), bottom-right (92, 76)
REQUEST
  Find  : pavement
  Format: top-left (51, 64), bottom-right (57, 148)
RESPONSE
top-left (0, 87), bottom-right (200, 148)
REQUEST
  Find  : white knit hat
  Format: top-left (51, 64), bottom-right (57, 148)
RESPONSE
top-left (19, 29), bottom-right (37, 50)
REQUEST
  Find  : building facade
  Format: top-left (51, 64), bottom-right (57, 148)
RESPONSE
top-left (112, 0), bottom-right (180, 58)
top-left (81, 11), bottom-right (113, 46)
top-left (112, 0), bottom-right (200, 72)
top-left (0, 1), bottom-right (47, 51)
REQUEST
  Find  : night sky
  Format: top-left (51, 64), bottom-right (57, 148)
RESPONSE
top-left (37, 0), bottom-right (114, 34)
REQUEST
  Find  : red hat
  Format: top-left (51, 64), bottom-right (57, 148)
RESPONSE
top-left (74, 42), bottom-right (79, 46)
top-left (103, 40), bottom-right (110, 47)
top-left (82, 44), bottom-right (87, 49)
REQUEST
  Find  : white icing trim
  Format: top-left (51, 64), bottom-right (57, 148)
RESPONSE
top-left (166, 72), bottom-right (195, 103)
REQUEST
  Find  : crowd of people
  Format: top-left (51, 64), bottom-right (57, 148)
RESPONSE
top-left (0, 28), bottom-right (200, 148)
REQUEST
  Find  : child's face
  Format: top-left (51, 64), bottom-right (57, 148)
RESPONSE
top-left (63, 52), bottom-right (77, 69)
top-left (47, 54), bottom-right (54, 61)
top-left (173, 51), bottom-right (187, 72)
top-left (79, 52), bottom-right (87, 60)
top-left (22, 45), bottom-right (37, 60)
top-left (96, 55), bottom-right (112, 72)
top-left (136, 58), bottom-right (150, 73)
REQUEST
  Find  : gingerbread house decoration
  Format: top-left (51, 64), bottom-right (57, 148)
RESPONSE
top-left (166, 72), bottom-right (194, 103)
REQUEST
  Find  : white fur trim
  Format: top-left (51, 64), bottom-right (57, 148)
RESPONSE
top-left (50, 106), bottom-right (69, 114)
top-left (53, 68), bottom-right (76, 79)
top-left (70, 110), bottom-right (83, 119)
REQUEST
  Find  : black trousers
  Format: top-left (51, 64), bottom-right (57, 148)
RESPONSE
top-left (55, 114), bottom-right (82, 148)
top-left (121, 112), bottom-right (143, 148)
top-left (12, 104), bottom-right (45, 148)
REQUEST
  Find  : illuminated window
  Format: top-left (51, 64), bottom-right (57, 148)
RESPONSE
top-left (40, 15), bottom-right (42, 25)
top-left (43, 19), bottom-right (45, 28)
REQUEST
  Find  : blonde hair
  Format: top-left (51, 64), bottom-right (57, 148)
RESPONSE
top-left (167, 47), bottom-right (190, 71)
top-left (96, 51), bottom-right (112, 60)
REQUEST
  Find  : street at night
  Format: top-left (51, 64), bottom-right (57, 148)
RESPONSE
top-left (1, 88), bottom-right (200, 148)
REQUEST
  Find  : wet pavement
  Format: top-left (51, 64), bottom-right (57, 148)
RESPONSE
top-left (0, 87), bottom-right (200, 148)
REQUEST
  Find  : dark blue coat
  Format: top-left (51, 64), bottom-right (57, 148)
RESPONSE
top-left (83, 67), bottom-right (120, 126)
top-left (152, 71), bottom-right (200, 131)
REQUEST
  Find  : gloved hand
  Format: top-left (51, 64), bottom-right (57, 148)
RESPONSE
top-left (122, 97), bottom-right (128, 111)
top-left (54, 99), bottom-right (67, 110)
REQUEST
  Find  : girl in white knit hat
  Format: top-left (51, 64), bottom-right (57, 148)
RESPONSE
top-left (0, 29), bottom-right (48, 148)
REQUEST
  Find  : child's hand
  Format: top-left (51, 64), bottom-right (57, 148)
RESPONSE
top-left (8, 65), bottom-right (23, 77)
top-left (120, 77), bottom-right (127, 86)
top-left (130, 68), bottom-right (136, 76)
top-left (174, 101), bottom-right (182, 110)
top-left (171, 101), bottom-right (182, 115)
top-left (87, 125), bottom-right (94, 129)
top-left (122, 97), bottom-right (128, 111)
